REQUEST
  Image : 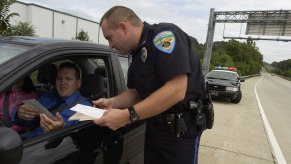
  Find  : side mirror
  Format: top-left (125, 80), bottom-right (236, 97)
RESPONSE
top-left (0, 127), bottom-right (23, 164)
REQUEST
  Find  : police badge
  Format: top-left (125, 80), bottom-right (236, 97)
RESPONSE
top-left (141, 47), bottom-right (147, 63)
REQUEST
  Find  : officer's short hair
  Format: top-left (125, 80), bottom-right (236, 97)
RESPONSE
top-left (58, 62), bottom-right (81, 80)
top-left (100, 6), bottom-right (142, 29)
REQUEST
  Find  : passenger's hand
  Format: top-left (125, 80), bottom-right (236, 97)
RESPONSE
top-left (92, 98), bottom-right (112, 109)
top-left (93, 108), bottom-right (130, 130)
top-left (40, 112), bottom-right (64, 133)
top-left (17, 104), bottom-right (39, 120)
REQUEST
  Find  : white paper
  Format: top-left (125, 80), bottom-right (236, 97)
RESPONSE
top-left (69, 112), bottom-right (97, 121)
top-left (70, 104), bottom-right (106, 119)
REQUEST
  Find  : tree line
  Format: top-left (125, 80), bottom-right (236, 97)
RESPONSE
top-left (270, 59), bottom-right (291, 78)
top-left (191, 37), bottom-right (263, 76)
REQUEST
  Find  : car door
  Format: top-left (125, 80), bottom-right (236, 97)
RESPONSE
top-left (116, 55), bottom-right (146, 163)
top-left (0, 43), bottom-right (126, 164)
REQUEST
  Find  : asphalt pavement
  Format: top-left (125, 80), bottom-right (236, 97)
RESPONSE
top-left (198, 76), bottom-right (274, 164)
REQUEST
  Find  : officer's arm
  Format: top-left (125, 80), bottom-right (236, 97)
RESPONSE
top-left (110, 88), bottom-right (140, 109)
top-left (133, 73), bottom-right (187, 119)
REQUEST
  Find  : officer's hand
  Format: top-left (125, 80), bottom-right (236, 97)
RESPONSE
top-left (40, 112), bottom-right (64, 133)
top-left (17, 104), bottom-right (39, 120)
top-left (92, 98), bottom-right (112, 109)
top-left (93, 108), bottom-right (130, 131)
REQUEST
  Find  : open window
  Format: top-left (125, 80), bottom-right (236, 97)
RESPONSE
top-left (0, 54), bottom-right (110, 142)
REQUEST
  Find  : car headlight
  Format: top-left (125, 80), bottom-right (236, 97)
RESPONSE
top-left (226, 87), bottom-right (239, 91)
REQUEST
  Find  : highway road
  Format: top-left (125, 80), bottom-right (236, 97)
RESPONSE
top-left (256, 73), bottom-right (291, 164)
top-left (199, 73), bottom-right (291, 164)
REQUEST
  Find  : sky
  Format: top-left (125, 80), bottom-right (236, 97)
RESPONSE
top-left (18, 0), bottom-right (291, 64)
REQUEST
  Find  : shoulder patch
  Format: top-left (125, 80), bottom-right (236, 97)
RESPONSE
top-left (153, 31), bottom-right (175, 54)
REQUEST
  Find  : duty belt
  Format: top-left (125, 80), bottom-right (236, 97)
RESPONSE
top-left (149, 100), bottom-right (206, 137)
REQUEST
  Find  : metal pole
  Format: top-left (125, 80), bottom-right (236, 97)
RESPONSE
top-left (202, 8), bottom-right (216, 75)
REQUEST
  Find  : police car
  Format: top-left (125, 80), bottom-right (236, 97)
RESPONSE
top-left (205, 69), bottom-right (245, 104)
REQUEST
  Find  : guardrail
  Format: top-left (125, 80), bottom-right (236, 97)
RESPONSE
top-left (241, 74), bottom-right (261, 80)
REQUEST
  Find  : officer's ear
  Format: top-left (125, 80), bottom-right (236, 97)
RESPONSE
top-left (118, 22), bottom-right (128, 34)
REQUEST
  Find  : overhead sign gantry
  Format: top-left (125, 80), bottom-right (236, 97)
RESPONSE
top-left (202, 9), bottom-right (291, 74)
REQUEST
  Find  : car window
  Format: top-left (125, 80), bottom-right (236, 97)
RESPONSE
top-left (91, 58), bottom-right (105, 67)
top-left (118, 56), bottom-right (128, 84)
top-left (91, 58), bottom-right (107, 76)
top-left (10, 56), bottom-right (109, 141)
top-left (0, 43), bottom-right (31, 64)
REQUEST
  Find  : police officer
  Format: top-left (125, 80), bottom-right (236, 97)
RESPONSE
top-left (93, 6), bottom-right (205, 164)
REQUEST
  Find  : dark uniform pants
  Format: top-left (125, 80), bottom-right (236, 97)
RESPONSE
top-left (144, 120), bottom-right (202, 164)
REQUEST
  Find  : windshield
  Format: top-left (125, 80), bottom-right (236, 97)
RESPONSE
top-left (0, 43), bottom-right (30, 64)
top-left (206, 71), bottom-right (238, 81)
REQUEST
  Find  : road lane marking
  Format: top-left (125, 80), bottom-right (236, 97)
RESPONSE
top-left (255, 76), bottom-right (287, 164)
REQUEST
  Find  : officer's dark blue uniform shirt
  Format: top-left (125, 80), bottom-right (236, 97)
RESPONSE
top-left (127, 22), bottom-right (205, 112)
